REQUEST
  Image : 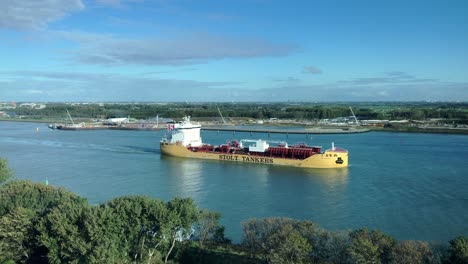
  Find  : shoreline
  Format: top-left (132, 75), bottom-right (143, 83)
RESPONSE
top-left (1, 118), bottom-right (467, 135)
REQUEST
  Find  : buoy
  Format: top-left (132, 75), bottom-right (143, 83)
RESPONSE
top-left (36, 127), bottom-right (40, 132)
top-left (45, 177), bottom-right (49, 186)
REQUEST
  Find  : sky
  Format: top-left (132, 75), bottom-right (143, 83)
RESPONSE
top-left (0, 0), bottom-right (467, 102)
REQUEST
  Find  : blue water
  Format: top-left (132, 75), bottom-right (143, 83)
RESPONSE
top-left (1, 121), bottom-right (467, 242)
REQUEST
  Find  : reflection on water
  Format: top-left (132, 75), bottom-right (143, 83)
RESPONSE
top-left (160, 155), bottom-right (205, 200)
top-left (161, 155), bottom-right (273, 190)
top-left (267, 166), bottom-right (349, 187)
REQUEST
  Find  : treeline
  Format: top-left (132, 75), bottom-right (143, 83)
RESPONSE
top-left (0, 180), bottom-right (221, 264)
top-left (9, 102), bottom-right (468, 121)
top-left (1, 160), bottom-right (468, 264)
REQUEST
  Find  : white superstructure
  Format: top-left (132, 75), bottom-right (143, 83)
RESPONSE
top-left (162, 116), bottom-right (203, 147)
top-left (239, 139), bottom-right (289, 152)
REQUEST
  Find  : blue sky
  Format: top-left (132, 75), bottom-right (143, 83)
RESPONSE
top-left (0, 0), bottom-right (467, 102)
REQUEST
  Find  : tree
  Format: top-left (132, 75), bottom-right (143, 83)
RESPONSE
top-left (35, 199), bottom-right (129, 264)
top-left (390, 240), bottom-right (433, 264)
top-left (163, 198), bottom-right (198, 264)
top-left (103, 196), bottom-right (198, 264)
top-left (242, 217), bottom-right (282, 257)
top-left (81, 206), bottom-right (129, 263)
top-left (0, 180), bottom-right (89, 263)
top-left (349, 228), bottom-right (396, 264)
top-left (241, 218), bottom-right (313, 263)
top-left (305, 229), bottom-right (351, 264)
top-left (447, 236), bottom-right (468, 264)
top-left (349, 233), bottom-right (380, 264)
top-left (0, 158), bottom-right (13, 184)
top-left (266, 222), bottom-right (311, 264)
top-left (36, 201), bottom-right (92, 264)
top-left (104, 195), bottom-right (168, 262)
top-left (0, 180), bottom-right (86, 216)
top-left (197, 209), bottom-right (227, 248)
top-left (0, 207), bottom-right (35, 263)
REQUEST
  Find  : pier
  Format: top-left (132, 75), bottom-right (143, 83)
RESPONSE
top-left (201, 126), bottom-right (370, 134)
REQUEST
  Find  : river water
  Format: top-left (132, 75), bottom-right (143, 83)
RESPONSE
top-left (1, 121), bottom-right (467, 242)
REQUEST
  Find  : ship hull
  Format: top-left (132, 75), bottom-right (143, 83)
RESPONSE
top-left (160, 142), bottom-right (348, 169)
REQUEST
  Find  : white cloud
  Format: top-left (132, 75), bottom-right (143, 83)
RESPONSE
top-left (96, 0), bottom-right (123, 8)
top-left (25, 89), bottom-right (45, 94)
top-left (0, 0), bottom-right (84, 30)
top-left (2, 70), bottom-right (465, 102)
top-left (0, 70), bottom-right (238, 101)
top-left (339, 71), bottom-right (438, 85)
top-left (95, 0), bottom-right (145, 8)
top-left (302, 66), bottom-right (322, 74)
top-left (55, 31), bottom-right (295, 66)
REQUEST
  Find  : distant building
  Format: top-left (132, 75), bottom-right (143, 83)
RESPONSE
top-left (0, 102), bottom-right (17, 109)
top-left (106, 117), bottom-right (129, 123)
top-left (19, 103), bottom-right (46, 109)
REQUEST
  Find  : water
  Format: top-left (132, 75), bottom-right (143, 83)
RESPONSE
top-left (1, 121), bottom-right (467, 242)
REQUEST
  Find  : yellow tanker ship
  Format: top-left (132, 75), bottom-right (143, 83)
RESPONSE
top-left (160, 117), bottom-right (348, 169)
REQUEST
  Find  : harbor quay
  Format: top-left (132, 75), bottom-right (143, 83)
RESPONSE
top-left (201, 126), bottom-right (370, 134)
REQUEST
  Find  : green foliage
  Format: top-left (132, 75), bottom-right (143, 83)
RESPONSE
top-left (0, 158), bottom-right (13, 184)
top-left (0, 180), bottom-right (466, 264)
top-left (178, 245), bottom-right (262, 264)
top-left (80, 206), bottom-right (128, 263)
top-left (9, 102), bottom-right (468, 122)
top-left (167, 197), bottom-right (199, 231)
top-left (306, 230), bottom-right (351, 264)
top-left (242, 217), bottom-right (279, 256)
top-left (0, 181), bottom-right (204, 263)
top-left (36, 201), bottom-right (133, 264)
top-left (349, 228), bottom-right (396, 264)
top-left (105, 195), bottom-right (169, 262)
top-left (0, 180), bottom-right (86, 216)
top-left (163, 198), bottom-right (199, 263)
top-left (390, 240), bottom-right (433, 264)
top-left (197, 209), bottom-right (228, 248)
top-left (0, 207), bottom-right (35, 263)
top-left (102, 196), bottom-right (199, 263)
top-left (267, 223), bottom-right (312, 264)
top-left (447, 236), bottom-right (468, 264)
top-left (36, 202), bottom-right (91, 264)
top-left (242, 218), bottom-right (313, 263)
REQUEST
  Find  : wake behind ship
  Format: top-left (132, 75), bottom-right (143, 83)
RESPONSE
top-left (160, 117), bottom-right (348, 169)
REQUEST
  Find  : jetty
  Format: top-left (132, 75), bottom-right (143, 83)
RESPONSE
top-left (201, 126), bottom-right (370, 134)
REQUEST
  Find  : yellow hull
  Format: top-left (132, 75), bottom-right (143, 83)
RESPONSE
top-left (160, 142), bottom-right (348, 169)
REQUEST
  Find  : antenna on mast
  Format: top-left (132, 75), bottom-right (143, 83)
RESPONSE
top-left (217, 107), bottom-right (226, 124)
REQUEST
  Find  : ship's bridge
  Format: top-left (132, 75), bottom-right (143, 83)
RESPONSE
top-left (163, 116), bottom-right (203, 147)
